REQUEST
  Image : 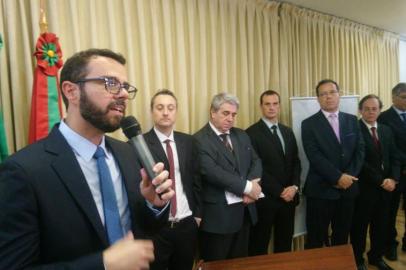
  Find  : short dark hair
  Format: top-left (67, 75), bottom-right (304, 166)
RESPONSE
top-left (260, 90), bottom-right (280, 104)
top-left (315, 79), bottom-right (340, 96)
top-left (358, 94), bottom-right (383, 110)
top-left (60, 49), bottom-right (126, 108)
top-left (150, 89), bottom-right (178, 110)
top-left (391, 83), bottom-right (406, 97)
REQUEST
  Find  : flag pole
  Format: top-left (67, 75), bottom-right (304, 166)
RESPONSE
top-left (39, 0), bottom-right (48, 34)
top-left (29, 0), bottom-right (63, 144)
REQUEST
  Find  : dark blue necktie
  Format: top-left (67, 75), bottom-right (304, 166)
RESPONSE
top-left (271, 125), bottom-right (284, 155)
top-left (401, 113), bottom-right (406, 124)
top-left (94, 146), bottom-right (123, 244)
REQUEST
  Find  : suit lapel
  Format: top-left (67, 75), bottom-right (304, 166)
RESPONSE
top-left (46, 127), bottom-right (108, 246)
top-left (389, 107), bottom-right (406, 129)
top-left (258, 120), bottom-right (273, 138)
top-left (229, 130), bottom-right (241, 172)
top-left (377, 124), bottom-right (387, 154)
top-left (338, 112), bottom-right (348, 145)
top-left (317, 111), bottom-right (341, 147)
top-left (258, 120), bottom-right (285, 157)
top-left (205, 124), bottom-right (237, 168)
top-left (145, 129), bottom-right (169, 168)
top-left (278, 125), bottom-right (289, 157)
top-left (106, 137), bottom-right (139, 230)
top-left (360, 120), bottom-right (381, 156)
top-left (174, 132), bottom-right (187, 183)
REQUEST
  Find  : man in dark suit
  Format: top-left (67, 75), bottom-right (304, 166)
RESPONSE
top-left (301, 79), bottom-right (364, 249)
top-left (143, 89), bottom-right (201, 270)
top-left (351, 94), bottom-right (398, 270)
top-left (194, 92), bottom-right (262, 261)
top-left (0, 49), bottom-right (174, 270)
top-left (246, 90), bottom-right (301, 255)
top-left (378, 83), bottom-right (406, 261)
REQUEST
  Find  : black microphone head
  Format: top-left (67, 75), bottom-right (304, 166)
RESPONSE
top-left (120, 116), bottom-right (142, 139)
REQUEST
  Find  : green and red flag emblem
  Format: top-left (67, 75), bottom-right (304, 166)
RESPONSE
top-left (28, 32), bottom-right (63, 144)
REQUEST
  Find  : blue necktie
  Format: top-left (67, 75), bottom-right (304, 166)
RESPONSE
top-left (94, 146), bottom-right (123, 244)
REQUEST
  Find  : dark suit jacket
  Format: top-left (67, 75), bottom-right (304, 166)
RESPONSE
top-left (0, 126), bottom-right (166, 270)
top-left (143, 129), bottom-right (202, 218)
top-left (246, 120), bottom-right (301, 201)
top-left (193, 124), bottom-right (262, 234)
top-left (378, 107), bottom-right (406, 190)
top-left (358, 120), bottom-right (400, 197)
top-left (301, 111), bottom-right (365, 199)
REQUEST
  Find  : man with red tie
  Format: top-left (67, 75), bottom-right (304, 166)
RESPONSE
top-left (143, 89), bottom-right (202, 270)
top-left (351, 94), bottom-right (399, 270)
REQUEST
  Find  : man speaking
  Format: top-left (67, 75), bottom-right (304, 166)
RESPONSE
top-left (0, 49), bottom-right (174, 270)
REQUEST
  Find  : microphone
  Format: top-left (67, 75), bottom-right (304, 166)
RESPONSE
top-left (120, 116), bottom-right (156, 180)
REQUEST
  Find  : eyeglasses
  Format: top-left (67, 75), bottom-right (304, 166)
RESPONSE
top-left (75, 76), bottom-right (138, 100)
top-left (318, 90), bottom-right (339, 97)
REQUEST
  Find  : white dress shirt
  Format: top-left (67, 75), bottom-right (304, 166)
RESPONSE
top-left (154, 127), bottom-right (192, 221)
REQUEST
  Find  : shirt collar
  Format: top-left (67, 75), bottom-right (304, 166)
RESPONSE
top-left (392, 105), bottom-right (406, 114)
top-left (153, 127), bottom-right (174, 143)
top-left (261, 117), bottom-right (278, 129)
top-left (361, 118), bottom-right (378, 129)
top-left (59, 120), bottom-right (109, 162)
top-left (209, 121), bottom-right (230, 136)
top-left (321, 109), bottom-right (339, 119)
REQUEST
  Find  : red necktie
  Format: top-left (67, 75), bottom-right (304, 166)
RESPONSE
top-left (370, 127), bottom-right (380, 152)
top-left (164, 139), bottom-right (177, 217)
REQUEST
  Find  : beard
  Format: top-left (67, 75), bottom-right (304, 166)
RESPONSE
top-left (79, 90), bottom-right (125, 133)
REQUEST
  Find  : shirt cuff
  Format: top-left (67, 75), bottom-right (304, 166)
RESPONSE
top-left (243, 180), bottom-right (253, 194)
top-left (146, 200), bottom-right (170, 218)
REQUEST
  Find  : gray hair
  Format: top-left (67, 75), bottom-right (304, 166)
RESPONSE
top-left (210, 92), bottom-right (240, 112)
top-left (392, 83), bottom-right (406, 96)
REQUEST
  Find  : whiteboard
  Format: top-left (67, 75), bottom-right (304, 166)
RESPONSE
top-left (290, 96), bottom-right (359, 237)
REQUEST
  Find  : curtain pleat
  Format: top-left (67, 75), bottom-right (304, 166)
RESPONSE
top-left (0, 0), bottom-right (399, 153)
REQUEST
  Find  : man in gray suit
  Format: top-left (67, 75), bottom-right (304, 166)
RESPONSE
top-left (194, 93), bottom-right (262, 261)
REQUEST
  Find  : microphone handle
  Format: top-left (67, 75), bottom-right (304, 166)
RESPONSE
top-left (130, 135), bottom-right (157, 180)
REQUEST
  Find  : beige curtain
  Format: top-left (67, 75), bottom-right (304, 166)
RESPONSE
top-left (278, 3), bottom-right (399, 122)
top-left (0, 0), bottom-right (399, 154)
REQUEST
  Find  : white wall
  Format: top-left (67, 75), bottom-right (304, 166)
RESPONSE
top-left (400, 39), bottom-right (406, 82)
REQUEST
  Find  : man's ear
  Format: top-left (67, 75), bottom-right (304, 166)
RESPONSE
top-left (61, 81), bottom-right (80, 105)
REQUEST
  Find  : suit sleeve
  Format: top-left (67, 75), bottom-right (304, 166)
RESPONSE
top-left (244, 133), bottom-right (262, 181)
top-left (388, 128), bottom-right (401, 182)
top-left (344, 120), bottom-right (365, 177)
top-left (192, 138), bottom-right (203, 218)
top-left (0, 161), bottom-right (105, 270)
top-left (289, 131), bottom-right (302, 188)
top-left (246, 128), bottom-right (284, 197)
top-left (301, 119), bottom-right (342, 185)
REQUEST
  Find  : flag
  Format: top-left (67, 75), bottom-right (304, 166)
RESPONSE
top-left (0, 33), bottom-right (9, 162)
top-left (28, 32), bottom-right (63, 144)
